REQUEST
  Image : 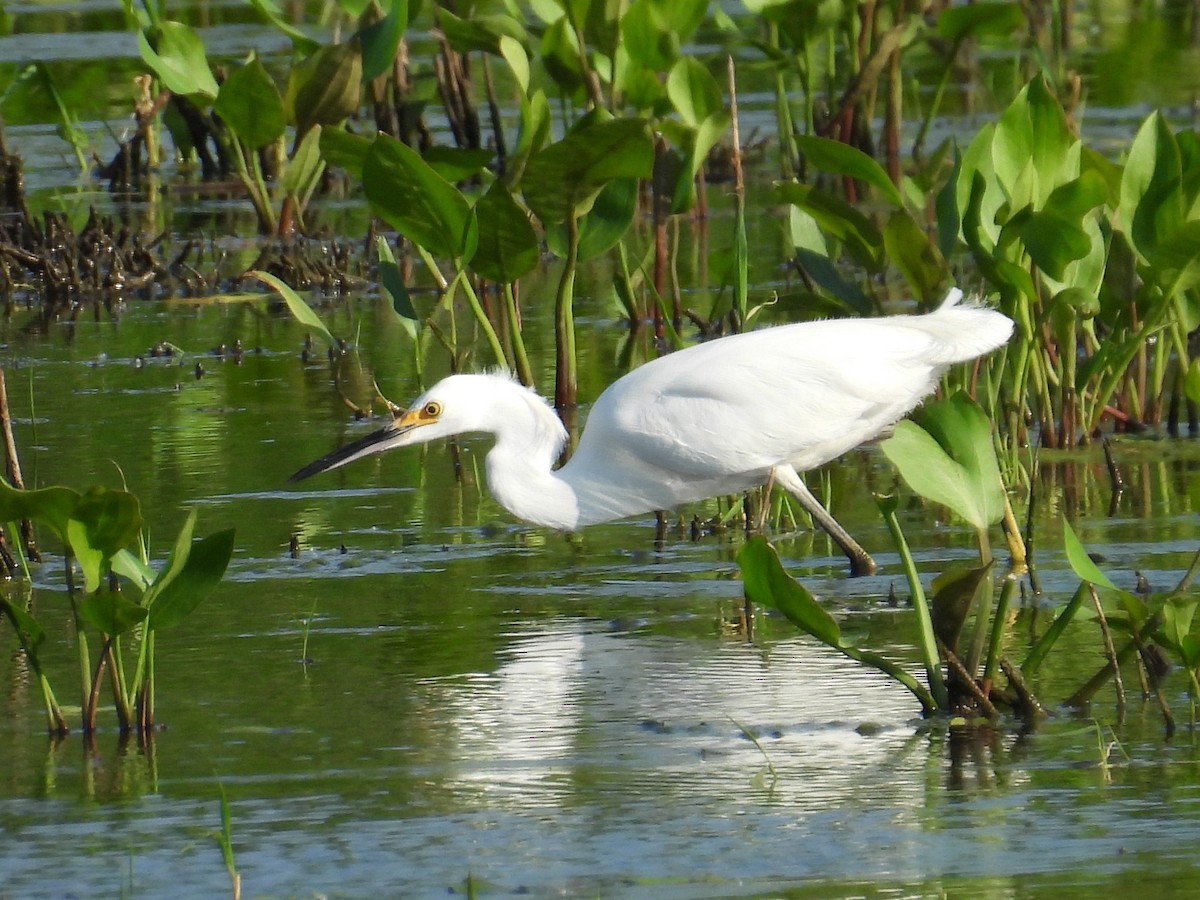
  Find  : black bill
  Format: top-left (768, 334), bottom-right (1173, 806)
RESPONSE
top-left (288, 424), bottom-right (401, 483)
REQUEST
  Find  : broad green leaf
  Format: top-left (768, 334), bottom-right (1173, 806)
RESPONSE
top-left (795, 135), bottom-right (904, 208)
top-left (1062, 519), bottom-right (1115, 588)
top-left (666, 57), bottom-right (724, 129)
top-left (880, 393), bottom-right (1005, 530)
top-left (147, 528), bottom-right (236, 631)
top-left (377, 236), bottom-right (418, 338)
top-left (1015, 170), bottom-right (1108, 279)
top-left (250, 270), bottom-right (336, 347)
top-left (0, 478), bottom-right (78, 540)
top-left (930, 563), bottom-right (993, 654)
top-left (1161, 596), bottom-right (1198, 655)
top-left (992, 74), bottom-right (1074, 206)
top-left (1153, 219), bottom-right (1200, 301)
top-left (363, 134), bottom-right (477, 259)
top-left (0, 597), bottom-right (45, 649)
top-left (523, 117), bottom-right (653, 225)
top-left (539, 16), bottom-right (583, 93)
top-left (138, 21), bottom-right (219, 102)
top-left (547, 177), bottom-right (638, 262)
top-left (214, 55), bottom-right (284, 150)
top-left (620, 0), bottom-right (678, 70)
top-left (79, 591), bottom-right (148, 636)
top-left (437, 8), bottom-right (525, 54)
top-left (882, 209), bottom-right (949, 304)
top-left (71, 486), bottom-right (143, 557)
top-left (936, 2), bottom-right (1024, 43)
top-left (65, 487), bottom-right (143, 592)
top-left (1118, 112), bottom-right (1182, 262)
top-left (499, 34), bottom-right (530, 94)
top-left (738, 535), bottom-right (841, 647)
top-left (471, 181), bottom-right (539, 282)
top-left (286, 39), bottom-right (363, 131)
top-left (360, 0), bottom-right (408, 81)
top-left (319, 127), bottom-right (372, 178)
top-left (775, 182), bottom-right (884, 270)
top-left (423, 147), bottom-right (493, 183)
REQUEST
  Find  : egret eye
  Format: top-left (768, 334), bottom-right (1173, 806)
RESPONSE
top-left (423, 401), bottom-right (442, 418)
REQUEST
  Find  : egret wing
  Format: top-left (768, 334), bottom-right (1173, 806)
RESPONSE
top-left (577, 318), bottom-right (952, 477)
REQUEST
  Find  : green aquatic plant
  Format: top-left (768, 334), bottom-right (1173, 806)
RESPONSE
top-left (738, 394), bottom-right (1033, 718)
top-left (0, 480), bottom-right (234, 737)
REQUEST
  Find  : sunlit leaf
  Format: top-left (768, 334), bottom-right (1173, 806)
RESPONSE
top-left (1118, 112), bottom-right (1183, 262)
top-left (499, 34), bottom-right (530, 94)
top-left (281, 124), bottom-right (325, 196)
top-left (250, 270), bottom-right (336, 347)
top-left (138, 21), bottom-right (219, 102)
top-left (666, 57), bottom-right (724, 129)
top-left (1062, 519), bottom-right (1115, 588)
top-left (880, 393), bottom-right (1005, 530)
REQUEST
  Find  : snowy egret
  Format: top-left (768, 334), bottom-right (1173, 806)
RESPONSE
top-left (290, 289), bottom-right (1012, 574)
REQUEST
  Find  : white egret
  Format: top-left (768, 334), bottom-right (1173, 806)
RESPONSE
top-left (290, 288), bottom-right (1013, 574)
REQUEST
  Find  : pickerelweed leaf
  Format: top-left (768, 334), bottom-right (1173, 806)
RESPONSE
top-left (1062, 519), bottom-right (1115, 588)
top-left (250, 270), bottom-right (337, 348)
top-left (472, 181), bottom-right (539, 283)
top-left (738, 535), bottom-right (841, 647)
top-left (79, 591), bottom-right (148, 637)
top-left (523, 117), bottom-right (653, 225)
top-left (147, 525), bottom-right (237, 631)
top-left (359, 0), bottom-right (408, 82)
top-left (795, 134), bottom-right (904, 208)
top-left (138, 21), bottom-right (219, 101)
top-left (363, 134), bottom-right (477, 259)
top-left (880, 393), bottom-right (1006, 530)
top-left (214, 55), bottom-right (285, 150)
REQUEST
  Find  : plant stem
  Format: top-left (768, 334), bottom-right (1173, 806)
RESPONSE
top-left (879, 499), bottom-right (949, 710)
top-left (501, 282), bottom-right (534, 387)
top-left (554, 213), bottom-right (580, 409)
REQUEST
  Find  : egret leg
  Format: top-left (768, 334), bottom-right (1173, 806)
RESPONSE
top-left (772, 465), bottom-right (877, 577)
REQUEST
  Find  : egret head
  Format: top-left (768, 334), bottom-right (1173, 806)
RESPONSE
top-left (288, 379), bottom-right (468, 483)
top-left (288, 373), bottom-right (554, 483)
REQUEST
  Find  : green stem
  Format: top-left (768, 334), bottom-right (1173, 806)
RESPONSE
top-left (984, 576), bottom-right (1017, 686)
top-left (501, 282), bottom-right (534, 387)
top-left (453, 268), bottom-right (508, 371)
top-left (555, 213), bottom-right (580, 409)
top-left (879, 499), bottom-right (949, 710)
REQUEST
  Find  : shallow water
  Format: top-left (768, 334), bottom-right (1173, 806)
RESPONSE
top-left (3, 1), bottom-right (1200, 897)
top-left (0, 293), bottom-right (1197, 898)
